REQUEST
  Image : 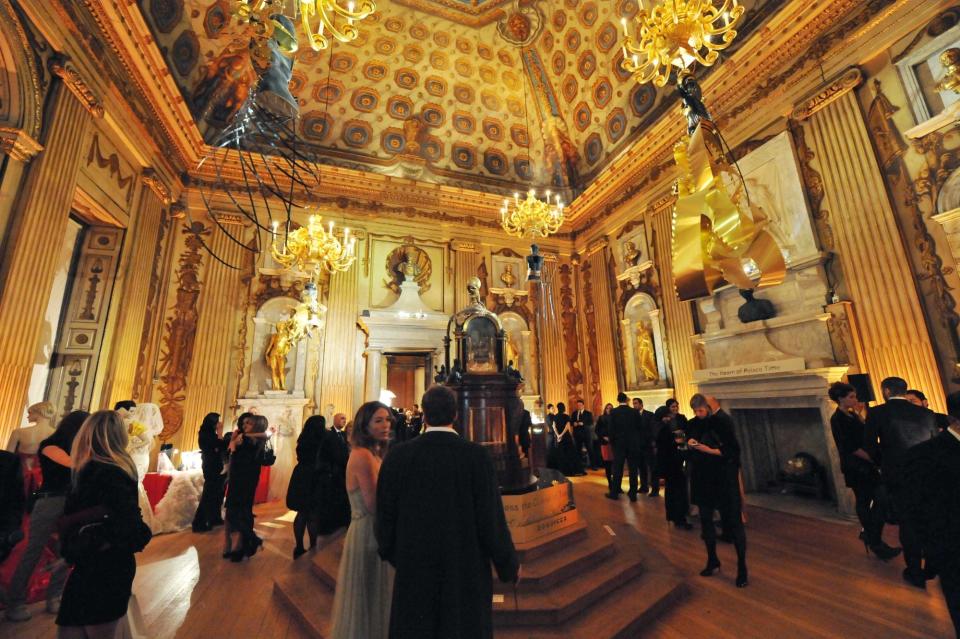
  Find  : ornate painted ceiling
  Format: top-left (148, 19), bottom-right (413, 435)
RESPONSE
top-left (140, 0), bottom-right (781, 195)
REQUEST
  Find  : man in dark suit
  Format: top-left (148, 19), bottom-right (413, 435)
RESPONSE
top-left (330, 412), bottom-right (348, 445)
top-left (902, 390), bottom-right (960, 636)
top-left (571, 399), bottom-right (596, 469)
top-left (906, 388), bottom-right (951, 432)
top-left (632, 397), bottom-right (658, 495)
top-left (608, 392), bottom-right (644, 501)
top-left (864, 376), bottom-right (938, 587)
top-left (376, 385), bottom-right (519, 639)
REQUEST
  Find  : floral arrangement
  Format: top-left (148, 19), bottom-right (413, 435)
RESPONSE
top-left (128, 420), bottom-right (147, 438)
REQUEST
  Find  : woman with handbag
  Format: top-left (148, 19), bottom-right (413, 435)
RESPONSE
top-left (595, 403), bottom-right (615, 489)
top-left (191, 413), bottom-right (226, 532)
top-left (686, 394), bottom-right (748, 588)
top-left (4, 410), bottom-right (88, 623)
top-left (287, 415), bottom-right (326, 559)
top-left (828, 381), bottom-right (901, 560)
top-left (56, 410), bottom-right (152, 638)
top-left (224, 414), bottom-right (275, 562)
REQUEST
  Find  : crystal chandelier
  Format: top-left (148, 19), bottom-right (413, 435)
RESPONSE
top-left (500, 189), bottom-right (565, 239)
top-left (233, 0), bottom-right (376, 54)
top-left (271, 213), bottom-right (357, 283)
top-left (620, 0), bottom-right (744, 87)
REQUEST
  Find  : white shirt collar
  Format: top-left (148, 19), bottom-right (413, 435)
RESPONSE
top-left (424, 426), bottom-right (458, 434)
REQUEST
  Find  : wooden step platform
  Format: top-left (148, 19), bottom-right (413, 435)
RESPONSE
top-left (274, 517), bottom-right (685, 639)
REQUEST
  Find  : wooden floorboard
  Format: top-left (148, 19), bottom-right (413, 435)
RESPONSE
top-left (2, 470), bottom-right (953, 638)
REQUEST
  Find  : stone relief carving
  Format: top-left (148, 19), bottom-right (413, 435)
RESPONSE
top-left (558, 262), bottom-right (584, 402)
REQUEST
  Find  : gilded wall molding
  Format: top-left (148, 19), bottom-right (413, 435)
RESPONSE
top-left (48, 56), bottom-right (104, 119)
top-left (0, 0), bottom-right (46, 139)
top-left (450, 240), bottom-right (480, 253)
top-left (140, 168), bottom-right (171, 205)
top-left (0, 126), bottom-right (43, 162)
top-left (558, 262), bottom-right (584, 403)
top-left (791, 68), bottom-right (864, 122)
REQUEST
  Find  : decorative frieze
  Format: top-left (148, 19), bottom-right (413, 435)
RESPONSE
top-left (0, 127), bottom-right (43, 162)
top-left (48, 55), bottom-right (104, 119)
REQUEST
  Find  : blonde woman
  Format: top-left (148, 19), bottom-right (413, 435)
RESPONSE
top-left (5, 401), bottom-right (56, 472)
top-left (56, 411), bottom-right (151, 638)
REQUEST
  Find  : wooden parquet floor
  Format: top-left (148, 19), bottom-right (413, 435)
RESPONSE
top-left (3, 471), bottom-right (954, 638)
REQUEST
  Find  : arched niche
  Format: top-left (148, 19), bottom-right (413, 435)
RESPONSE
top-left (0, 1), bottom-right (44, 138)
top-left (621, 292), bottom-right (668, 389)
top-left (245, 296), bottom-right (314, 397)
top-left (500, 311), bottom-right (538, 395)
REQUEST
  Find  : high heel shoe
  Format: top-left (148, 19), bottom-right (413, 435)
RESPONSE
top-left (245, 537), bottom-right (264, 557)
top-left (293, 547), bottom-right (306, 560)
top-left (229, 550), bottom-right (245, 563)
top-left (736, 569), bottom-right (749, 588)
top-left (700, 558), bottom-right (721, 577)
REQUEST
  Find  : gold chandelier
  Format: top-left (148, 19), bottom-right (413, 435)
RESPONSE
top-left (500, 189), bottom-right (565, 239)
top-left (233, 0), bottom-right (376, 53)
top-left (620, 0), bottom-right (744, 87)
top-left (271, 213), bottom-right (357, 282)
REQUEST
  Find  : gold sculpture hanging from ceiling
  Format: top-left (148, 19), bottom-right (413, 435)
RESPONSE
top-left (671, 120), bottom-right (786, 300)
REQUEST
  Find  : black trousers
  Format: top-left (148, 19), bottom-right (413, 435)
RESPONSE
top-left (941, 570), bottom-right (960, 638)
top-left (850, 478), bottom-right (884, 546)
top-left (638, 448), bottom-right (656, 492)
top-left (663, 468), bottom-right (689, 523)
top-left (611, 446), bottom-right (641, 496)
top-left (573, 426), bottom-right (592, 466)
top-left (699, 495), bottom-right (747, 570)
top-left (193, 471), bottom-right (225, 527)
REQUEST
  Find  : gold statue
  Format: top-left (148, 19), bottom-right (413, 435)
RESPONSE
top-left (500, 263), bottom-right (517, 288)
top-left (937, 48), bottom-right (960, 94)
top-left (636, 323), bottom-right (659, 382)
top-left (264, 283), bottom-right (325, 391)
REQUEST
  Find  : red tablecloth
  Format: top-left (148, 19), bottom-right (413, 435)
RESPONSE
top-left (143, 467), bottom-right (271, 511)
top-left (143, 473), bottom-right (173, 511)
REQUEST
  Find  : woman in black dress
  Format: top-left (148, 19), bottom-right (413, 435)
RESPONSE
top-left (595, 403), bottom-right (615, 488)
top-left (828, 382), bottom-right (899, 559)
top-left (224, 414), bottom-right (274, 562)
top-left (192, 412), bottom-right (225, 532)
top-left (553, 402), bottom-right (585, 477)
top-left (313, 414), bottom-right (351, 537)
top-left (6, 410), bottom-right (88, 622)
top-left (654, 406), bottom-right (692, 530)
top-left (287, 415), bottom-right (326, 558)
top-left (686, 394), bottom-right (748, 587)
top-left (56, 410), bottom-right (151, 638)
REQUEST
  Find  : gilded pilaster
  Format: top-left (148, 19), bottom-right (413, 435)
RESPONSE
top-left (539, 259), bottom-right (567, 405)
top-left (320, 267), bottom-right (361, 415)
top-left (651, 206), bottom-right (698, 403)
top-left (581, 243), bottom-right (620, 411)
top-left (176, 225), bottom-right (247, 451)
top-left (102, 173), bottom-right (167, 407)
top-left (804, 89), bottom-right (945, 409)
top-left (452, 241), bottom-right (481, 311)
top-left (0, 85), bottom-right (90, 444)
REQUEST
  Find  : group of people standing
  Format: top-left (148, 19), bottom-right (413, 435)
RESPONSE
top-left (1, 408), bottom-right (152, 638)
top-left (829, 376), bottom-right (960, 634)
top-left (285, 386), bottom-right (518, 639)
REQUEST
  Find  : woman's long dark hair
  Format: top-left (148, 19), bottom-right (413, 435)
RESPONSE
top-left (199, 412), bottom-right (220, 436)
top-left (351, 401), bottom-right (391, 454)
top-left (45, 410), bottom-right (90, 452)
top-left (303, 414), bottom-right (326, 437)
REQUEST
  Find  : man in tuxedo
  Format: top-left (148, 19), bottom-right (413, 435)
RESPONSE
top-left (608, 392), bottom-right (644, 501)
top-left (376, 385), bottom-right (519, 639)
top-left (545, 403), bottom-right (558, 451)
top-left (330, 413), bottom-right (348, 445)
top-left (632, 397), bottom-right (658, 495)
top-left (864, 376), bottom-right (938, 587)
top-left (906, 389), bottom-right (951, 432)
top-left (571, 399), bottom-right (596, 469)
top-left (902, 391), bottom-right (960, 636)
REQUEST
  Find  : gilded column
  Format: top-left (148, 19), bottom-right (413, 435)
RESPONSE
top-left (580, 242), bottom-right (620, 412)
top-left (103, 170), bottom-right (170, 407)
top-left (452, 241), bottom-right (481, 310)
top-left (539, 258), bottom-right (567, 405)
top-left (802, 86), bottom-right (944, 409)
top-left (176, 222), bottom-right (247, 451)
top-left (320, 266), bottom-right (361, 414)
top-left (0, 84), bottom-right (91, 444)
top-left (651, 205), bottom-right (698, 404)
